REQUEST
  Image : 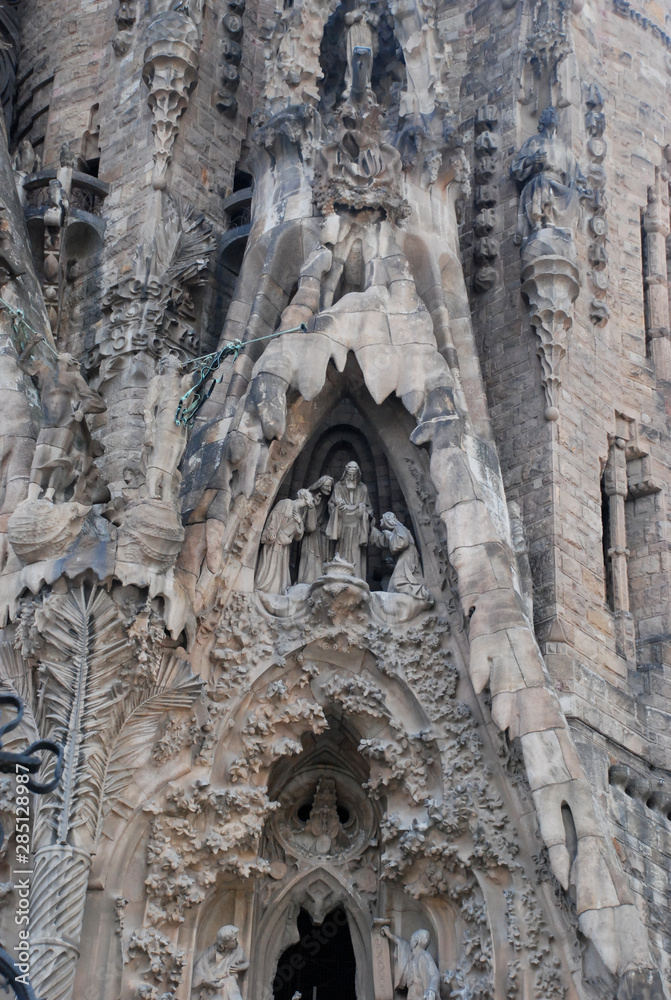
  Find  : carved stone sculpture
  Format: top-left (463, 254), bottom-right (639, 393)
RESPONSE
top-left (23, 352), bottom-right (106, 505)
top-left (11, 138), bottom-right (40, 176)
top-left (510, 106), bottom-right (586, 253)
top-left (511, 107), bottom-right (584, 420)
top-left (382, 927), bottom-right (440, 1000)
top-left (297, 475), bottom-right (333, 584)
top-left (256, 489), bottom-right (315, 593)
top-left (325, 463), bottom-right (374, 580)
top-left (143, 7), bottom-right (202, 190)
top-left (342, 4), bottom-right (379, 108)
top-left (191, 926), bottom-right (249, 1000)
top-left (370, 512), bottom-right (432, 603)
top-left (142, 353), bottom-right (191, 504)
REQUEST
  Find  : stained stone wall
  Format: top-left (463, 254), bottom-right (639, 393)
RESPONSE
top-left (0, 0), bottom-right (669, 998)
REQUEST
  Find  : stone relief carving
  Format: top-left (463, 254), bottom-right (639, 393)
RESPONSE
top-left (13, 586), bottom-right (200, 1000)
top-left (217, 0), bottom-right (244, 119)
top-left (191, 925), bottom-right (248, 1000)
top-left (472, 105), bottom-right (500, 293)
top-left (113, 0), bottom-right (137, 56)
top-left (99, 195), bottom-right (214, 366)
top-left (142, 354), bottom-right (191, 505)
top-left (143, 4), bottom-right (204, 190)
top-left (511, 107), bottom-right (585, 420)
top-left (583, 83), bottom-right (609, 326)
top-left (6, 351), bottom-right (108, 566)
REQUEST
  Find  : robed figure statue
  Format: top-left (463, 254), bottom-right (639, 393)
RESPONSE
top-left (325, 462), bottom-right (374, 580)
top-left (510, 106), bottom-right (587, 241)
top-left (191, 925), bottom-right (249, 1000)
top-left (381, 927), bottom-right (440, 1000)
top-left (370, 511), bottom-right (432, 602)
top-left (256, 489), bottom-right (315, 593)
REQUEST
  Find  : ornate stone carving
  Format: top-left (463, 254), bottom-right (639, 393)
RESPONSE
top-left (297, 476), bottom-right (333, 584)
top-left (511, 108), bottom-right (585, 420)
top-left (17, 587), bottom-right (200, 1000)
top-left (100, 195), bottom-right (214, 365)
top-left (370, 512), bottom-right (432, 604)
top-left (217, 1), bottom-right (244, 119)
top-left (113, 1), bottom-right (137, 56)
top-left (314, 109), bottom-right (410, 223)
top-left (261, 0), bottom-right (336, 108)
top-left (472, 106), bottom-right (500, 293)
top-left (143, 6), bottom-right (203, 190)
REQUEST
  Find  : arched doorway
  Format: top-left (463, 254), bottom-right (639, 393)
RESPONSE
top-left (273, 906), bottom-right (357, 1000)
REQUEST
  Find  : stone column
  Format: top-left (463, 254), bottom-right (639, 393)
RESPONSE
top-left (603, 428), bottom-right (635, 662)
top-left (643, 165), bottom-right (671, 380)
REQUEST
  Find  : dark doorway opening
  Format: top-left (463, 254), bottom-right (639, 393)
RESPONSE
top-left (273, 906), bottom-right (356, 1000)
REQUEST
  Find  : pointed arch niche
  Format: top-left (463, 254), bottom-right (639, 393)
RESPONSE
top-left (272, 377), bottom-right (437, 593)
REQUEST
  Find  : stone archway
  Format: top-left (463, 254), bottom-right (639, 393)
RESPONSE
top-left (250, 866), bottom-right (374, 1000)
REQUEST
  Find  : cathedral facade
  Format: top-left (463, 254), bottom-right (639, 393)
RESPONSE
top-left (0, 0), bottom-right (669, 998)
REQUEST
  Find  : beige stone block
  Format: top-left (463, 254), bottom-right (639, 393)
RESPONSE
top-left (548, 843), bottom-right (572, 890)
top-left (467, 587), bottom-right (527, 641)
top-left (430, 450), bottom-right (482, 509)
top-left (505, 626), bottom-right (547, 686)
top-left (493, 686), bottom-right (564, 740)
top-left (520, 730), bottom-right (572, 791)
top-left (440, 499), bottom-right (499, 551)
top-left (574, 836), bottom-right (620, 913)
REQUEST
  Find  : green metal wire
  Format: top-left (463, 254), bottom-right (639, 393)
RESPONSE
top-left (0, 294), bottom-right (58, 358)
top-left (174, 322), bottom-right (308, 427)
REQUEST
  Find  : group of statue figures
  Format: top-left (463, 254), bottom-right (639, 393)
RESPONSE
top-left (255, 461), bottom-right (431, 601)
top-left (192, 923), bottom-right (440, 1000)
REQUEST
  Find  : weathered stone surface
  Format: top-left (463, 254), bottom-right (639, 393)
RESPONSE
top-left (0, 2), bottom-right (667, 999)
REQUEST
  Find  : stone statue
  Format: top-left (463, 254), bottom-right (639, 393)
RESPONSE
top-left (370, 512), bottom-right (432, 602)
top-left (381, 927), bottom-right (440, 1000)
top-left (22, 352), bottom-right (107, 504)
top-left (256, 489), bottom-right (315, 593)
top-left (325, 462), bottom-right (374, 580)
top-left (191, 925), bottom-right (249, 1000)
top-left (11, 139), bottom-right (41, 175)
top-left (510, 106), bottom-right (587, 242)
top-left (342, 2), bottom-right (379, 107)
top-left (297, 475), bottom-right (334, 584)
top-left (142, 354), bottom-right (192, 504)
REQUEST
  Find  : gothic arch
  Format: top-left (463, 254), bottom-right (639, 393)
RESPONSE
top-left (251, 865), bottom-right (374, 1000)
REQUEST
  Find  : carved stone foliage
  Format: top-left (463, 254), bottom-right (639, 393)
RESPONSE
top-left (314, 108), bottom-right (410, 223)
top-left (100, 194), bottom-right (214, 366)
top-left (14, 587), bottom-right (200, 1000)
top-left (143, 5), bottom-right (203, 190)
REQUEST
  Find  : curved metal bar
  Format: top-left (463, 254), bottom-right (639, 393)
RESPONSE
top-left (0, 693), bottom-right (62, 999)
top-left (0, 944), bottom-right (39, 1000)
top-left (0, 693), bottom-right (23, 742)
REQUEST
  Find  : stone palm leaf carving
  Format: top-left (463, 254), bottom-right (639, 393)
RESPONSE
top-left (26, 586), bottom-right (201, 1000)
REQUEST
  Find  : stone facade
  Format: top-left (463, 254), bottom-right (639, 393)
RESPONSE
top-left (0, 0), bottom-right (669, 999)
